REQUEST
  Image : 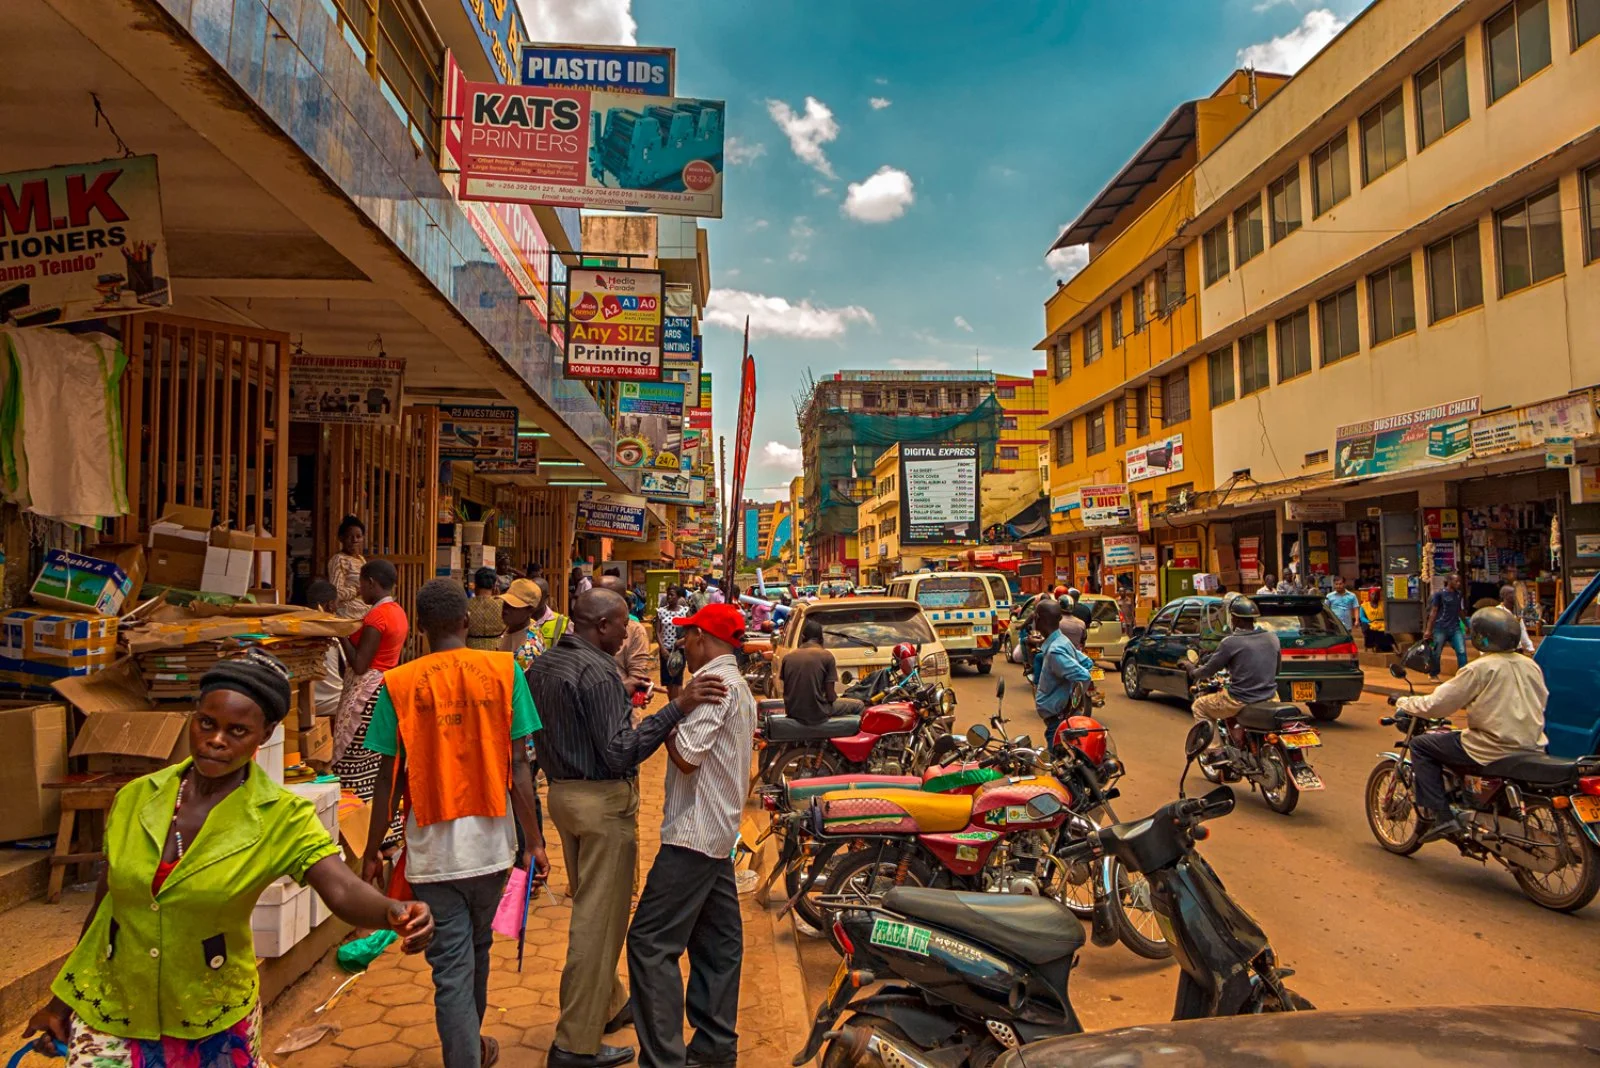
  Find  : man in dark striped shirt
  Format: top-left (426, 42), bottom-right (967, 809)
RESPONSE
top-left (526, 588), bottom-right (725, 1068)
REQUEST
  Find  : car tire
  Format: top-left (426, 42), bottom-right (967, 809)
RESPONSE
top-left (976, 659), bottom-right (993, 675)
top-left (1309, 701), bottom-right (1343, 722)
top-left (1122, 659), bottom-right (1148, 700)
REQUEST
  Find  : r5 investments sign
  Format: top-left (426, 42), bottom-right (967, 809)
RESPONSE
top-left (565, 268), bottom-right (663, 380)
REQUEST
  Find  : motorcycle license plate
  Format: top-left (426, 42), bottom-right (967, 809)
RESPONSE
top-left (825, 959), bottom-right (849, 1003)
top-left (1291, 681), bottom-right (1317, 702)
top-left (1280, 730), bottom-right (1321, 749)
top-left (1574, 795), bottom-right (1600, 823)
top-left (1090, 668), bottom-right (1105, 682)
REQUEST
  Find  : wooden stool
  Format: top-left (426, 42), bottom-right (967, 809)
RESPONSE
top-left (44, 777), bottom-right (132, 903)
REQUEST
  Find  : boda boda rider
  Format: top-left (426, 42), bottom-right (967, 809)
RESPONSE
top-left (1032, 599), bottom-right (1095, 743)
top-left (1396, 606), bottom-right (1549, 844)
top-left (1188, 596), bottom-right (1281, 759)
top-left (26, 650), bottom-right (433, 1066)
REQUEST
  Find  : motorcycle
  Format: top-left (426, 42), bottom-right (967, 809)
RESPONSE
top-left (1365, 663), bottom-right (1600, 912)
top-left (793, 720), bottom-right (1310, 1068)
top-left (1184, 650), bottom-right (1324, 815)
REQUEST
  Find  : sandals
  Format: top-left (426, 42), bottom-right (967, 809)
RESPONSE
top-left (481, 1035), bottom-right (500, 1067)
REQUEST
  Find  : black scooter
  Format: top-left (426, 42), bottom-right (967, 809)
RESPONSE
top-left (793, 719), bottom-right (1309, 1068)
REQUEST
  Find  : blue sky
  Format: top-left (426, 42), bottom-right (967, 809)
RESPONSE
top-left (525, 0), bottom-right (1371, 499)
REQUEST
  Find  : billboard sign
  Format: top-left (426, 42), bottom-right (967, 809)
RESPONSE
top-left (1335, 397), bottom-right (1480, 479)
top-left (474, 434), bottom-right (540, 474)
top-left (1102, 535), bottom-right (1140, 569)
top-left (1126, 434), bottom-right (1184, 483)
top-left (899, 443), bottom-right (980, 546)
top-left (288, 354), bottom-right (404, 425)
top-left (1470, 391), bottom-right (1594, 458)
top-left (459, 80), bottom-right (725, 217)
top-left (640, 468), bottom-right (694, 502)
top-left (614, 380), bottom-right (684, 470)
top-left (437, 404), bottom-right (517, 462)
top-left (565, 267), bottom-right (663, 380)
top-left (575, 489), bottom-right (647, 540)
top-left (0, 155), bottom-right (170, 328)
top-left (519, 44), bottom-right (674, 95)
top-left (1079, 484), bottom-right (1130, 527)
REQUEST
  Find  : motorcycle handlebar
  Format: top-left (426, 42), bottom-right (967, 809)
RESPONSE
top-left (1387, 694), bottom-right (1401, 706)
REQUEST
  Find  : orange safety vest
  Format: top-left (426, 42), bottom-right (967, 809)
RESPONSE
top-left (383, 647), bottom-right (517, 827)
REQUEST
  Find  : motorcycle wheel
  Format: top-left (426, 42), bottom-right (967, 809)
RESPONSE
top-left (1260, 746), bottom-right (1299, 815)
top-left (785, 848), bottom-right (851, 934)
top-left (1122, 659), bottom-right (1149, 700)
top-left (822, 850), bottom-right (935, 954)
top-left (1364, 761), bottom-right (1422, 855)
top-left (821, 1013), bottom-right (915, 1068)
top-left (1511, 806), bottom-right (1600, 913)
top-left (1249, 985), bottom-right (1316, 1012)
top-left (1110, 861), bottom-right (1172, 960)
top-left (773, 747), bottom-right (843, 787)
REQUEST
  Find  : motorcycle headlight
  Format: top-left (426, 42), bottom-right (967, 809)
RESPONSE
top-left (939, 687), bottom-right (957, 716)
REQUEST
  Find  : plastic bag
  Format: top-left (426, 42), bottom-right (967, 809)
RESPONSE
top-left (336, 929), bottom-right (397, 972)
top-left (492, 865), bottom-right (529, 938)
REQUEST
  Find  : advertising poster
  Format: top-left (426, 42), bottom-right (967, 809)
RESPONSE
top-left (566, 267), bottom-right (663, 379)
top-left (1102, 535), bottom-right (1140, 569)
top-left (0, 155), bottom-right (169, 328)
top-left (1079, 484), bottom-right (1131, 527)
top-left (475, 435), bottom-right (539, 474)
top-left (1422, 508), bottom-right (1460, 540)
top-left (437, 404), bottom-right (517, 461)
top-left (459, 79), bottom-right (725, 218)
top-left (519, 44), bottom-right (674, 95)
top-left (640, 468), bottom-right (693, 502)
top-left (575, 489), bottom-right (647, 540)
top-left (1138, 573), bottom-right (1159, 600)
top-left (1237, 537), bottom-right (1261, 583)
top-left (1469, 391), bottom-right (1594, 458)
top-left (1173, 541), bottom-right (1202, 569)
top-left (700, 371), bottom-right (713, 407)
top-left (1575, 533), bottom-right (1600, 558)
top-left (288, 354), bottom-right (403, 425)
top-left (898, 443), bottom-right (980, 545)
top-left (1546, 436), bottom-right (1576, 469)
top-left (614, 380), bottom-right (684, 469)
top-left (1050, 492), bottom-right (1078, 516)
top-left (1335, 397), bottom-right (1480, 479)
top-left (663, 283), bottom-right (694, 355)
top-left (1126, 434), bottom-right (1184, 483)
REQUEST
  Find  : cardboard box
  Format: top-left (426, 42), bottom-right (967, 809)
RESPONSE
top-left (31, 549), bottom-right (141, 616)
top-left (286, 780), bottom-right (340, 840)
top-left (0, 702), bottom-right (67, 842)
top-left (69, 708), bottom-right (190, 774)
top-left (252, 878), bottom-right (310, 957)
top-left (255, 724), bottom-right (284, 784)
top-left (465, 545), bottom-right (495, 571)
top-left (1, 609), bottom-right (117, 668)
top-left (299, 718), bottom-right (332, 764)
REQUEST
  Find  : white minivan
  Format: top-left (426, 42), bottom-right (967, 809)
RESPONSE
top-left (886, 571), bottom-right (999, 674)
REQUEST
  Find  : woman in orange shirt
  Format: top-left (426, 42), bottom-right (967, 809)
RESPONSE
top-left (333, 559), bottom-right (409, 838)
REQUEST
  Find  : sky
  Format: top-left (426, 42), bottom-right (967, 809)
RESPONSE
top-left (521, 0), bottom-right (1374, 501)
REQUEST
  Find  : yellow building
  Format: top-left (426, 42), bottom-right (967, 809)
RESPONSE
top-left (788, 475), bottom-right (808, 577)
top-left (857, 447), bottom-right (905, 586)
top-left (994, 370), bottom-right (1052, 477)
top-left (1038, 71), bottom-right (1287, 617)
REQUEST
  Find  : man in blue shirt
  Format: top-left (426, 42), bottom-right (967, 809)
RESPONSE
top-left (1424, 573), bottom-right (1468, 681)
top-left (1325, 576), bottom-right (1361, 633)
top-left (1032, 599), bottom-right (1094, 744)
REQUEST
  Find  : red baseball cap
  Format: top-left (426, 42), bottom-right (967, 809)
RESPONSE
top-left (676, 603), bottom-right (746, 650)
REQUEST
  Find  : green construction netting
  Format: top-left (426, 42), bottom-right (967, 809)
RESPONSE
top-left (808, 396), bottom-right (1002, 536)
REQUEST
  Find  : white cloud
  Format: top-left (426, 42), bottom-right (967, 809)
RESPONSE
top-left (705, 289), bottom-right (875, 340)
top-left (762, 442), bottom-right (804, 472)
top-left (766, 97), bottom-right (839, 178)
top-left (517, 0), bottom-right (636, 44)
top-left (814, 182), bottom-right (834, 197)
top-left (1045, 242), bottom-right (1089, 279)
top-left (745, 218), bottom-right (769, 232)
top-left (1237, 9), bottom-right (1347, 73)
top-left (953, 316), bottom-right (973, 332)
top-left (842, 166), bottom-right (915, 223)
top-left (724, 136), bottom-right (766, 165)
top-left (789, 217), bottom-right (815, 263)
top-left (869, 97), bottom-right (892, 110)
top-left (721, 267), bottom-right (741, 279)
top-left (874, 75), bottom-right (889, 85)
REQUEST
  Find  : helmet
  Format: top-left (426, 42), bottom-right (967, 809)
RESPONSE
top-left (1056, 715), bottom-right (1109, 764)
top-left (892, 642), bottom-right (919, 672)
top-left (1228, 596), bottom-right (1261, 620)
top-left (1469, 605), bottom-right (1521, 653)
top-left (1053, 586), bottom-right (1070, 598)
top-left (1067, 587), bottom-right (1081, 600)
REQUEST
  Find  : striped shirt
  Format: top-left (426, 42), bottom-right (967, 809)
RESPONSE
top-left (660, 654), bottom-right (757, 858)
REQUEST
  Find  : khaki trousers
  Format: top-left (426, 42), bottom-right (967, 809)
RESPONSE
top-left (1192, 689), bottom-right (1244, 748)
top-left (548, 778), bottom-right (640, 1055)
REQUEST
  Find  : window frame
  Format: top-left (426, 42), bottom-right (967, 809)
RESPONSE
top-left (1485, 0), bottom-right (1553, 104)
top-left (1425, 224), bottom-right (1485, 322)
top-left (1275, 307), bottom-right (1313, 383)
top-left (1496, 184), bottom-right (1565, 294)
top-left (1163, 364), bottom-right (1191, 425)
top-left (1084, 317), bottom-right (1104, 365)
top-left (1268, 165), bottom-right (1303, 244)
top-left (1311, 131), bottom-right (1352, 217)
top-left (1203, 222), bottom-right (1230, 286)
top-left (1132, 283), bottom-right (1147, 332)
top-left (1584, 163), bottom-right (1600, 265)
top-left (1053, 335), bottom-right (1072, 381)
top-left (1207, 345), bottom-right (1236, 407)
top-left (1414, 40), bottom-right (1470, 150)
top-left (1317, 285), bottom-right (1361, 365)
top-left (1134, 384), bottom-right (1150, 437)
top-left (1368, 256), bottom-right (1418, 345)
top-left (1238, 329), bottom-right (1271, 396)
top-left (1113, 395), bottom-right (1127, 446)
top-left (1054, 421), bottom-right (1074, 464)
top-left (1086, 408), bottom-right (1107, 456)
top-left (1576, 0), bottom-right (1600, 49)
top-left (1233, 195), bottom-right (1265, 266)
top-left (1110, 299), bottom-right (1125, 346)
top-left (1359, 89), bottom-right (1408, 186)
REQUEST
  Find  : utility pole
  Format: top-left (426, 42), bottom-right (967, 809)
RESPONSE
top-left (718, 434), bottom-right (728, 563)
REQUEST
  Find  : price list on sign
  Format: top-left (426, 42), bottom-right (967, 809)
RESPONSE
top-left (898, 443), bottom-right (979, 545)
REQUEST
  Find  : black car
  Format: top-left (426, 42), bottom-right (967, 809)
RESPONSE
top-left (1119, 594), bottom-right (1363, 721)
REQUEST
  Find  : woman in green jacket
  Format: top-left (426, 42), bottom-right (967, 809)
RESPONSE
top-left (25, 649), bottom-right (433, 1066)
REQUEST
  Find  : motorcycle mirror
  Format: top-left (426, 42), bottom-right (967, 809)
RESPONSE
top-left (930, 734), bottom-right (961, 762)
top-left (841, 670), bottom-right (855, 684)
top-left (1184, 720), bottom-right (1215, 761)
top-left (965, 723), bottom-right (992, 748)
top-left (1013, 735), bottom-right (1033, 749)
top-left (1024, 793), bottom-right (1063, 820)
top-left (1202, 785), bottom-right (1236, 816)
top-left (995, 680), bottom-right (1006, 700)
top-left (1388, 663), bottom-right (1406, 680)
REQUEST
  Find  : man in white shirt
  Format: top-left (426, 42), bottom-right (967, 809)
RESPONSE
top-left (1499, 585), bottom-right (1536, 653)
top-left (626, 603), bottom-right (756, 1068)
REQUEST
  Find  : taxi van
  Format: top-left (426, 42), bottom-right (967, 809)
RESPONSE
top-left (886, 571), bottom-right (999, 674)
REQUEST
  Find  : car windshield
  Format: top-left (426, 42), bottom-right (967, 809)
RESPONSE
top-left (812, 605), bottom-right (936, 649)
top-left (1252, 603), bottom-right (1346, 637)
top-left (913, 576), bottom-right (989, 610)
top-left (1086, 599), bottom-right (1121, 623)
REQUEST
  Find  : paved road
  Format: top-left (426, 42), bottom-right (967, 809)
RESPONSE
top-left (792, 659), bottom-right (1600, 1032)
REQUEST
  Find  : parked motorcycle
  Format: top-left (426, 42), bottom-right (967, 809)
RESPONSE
top-left (1185, 651), bottom-right (1324, 815)
top-left (793, 720), bottom-right (1310, 1068)
top-left (1365, 663), bottom-right (1600, 912)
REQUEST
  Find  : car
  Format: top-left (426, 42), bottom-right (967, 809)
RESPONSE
top-left (1077, 593), bottom-right (1130, 668)
top-left (1535, 571), bottom-right (1600, 757)
top-left (769, 595), bottom-right (952, 697)
top-left (1119, 594), bottom-right (1362, 721)
top-left (887, 572), bottom-right (1000, 674)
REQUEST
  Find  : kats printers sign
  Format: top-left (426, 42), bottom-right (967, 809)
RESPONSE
top-left (565, 268), bottom-right (663, 380)
top-left (0, 155), bottom-right (169, 328)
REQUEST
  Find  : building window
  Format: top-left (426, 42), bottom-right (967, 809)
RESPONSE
top-left (1487, 0), bottom-right (1552, 102)
top-left (1369, 257), bottom-right (1418, 344)
top-left (1131, 385), bottom-right (1148, 436)
top-left (1054, 421), bottom-right (1074, 464)
top-left (1084, 318), bottom-right (1103, 364)
top-left (1305, 448), bottom-right (1330, 466)
top-left (1276, 308), bottom-right (1313, 382)
top-left (1000, 445), bottom-right (1019, 461)
top-left (1132, 284), bottom-right (1147, 332)
top-left (862, 390), bottom-right (880, 409)
top-left (1311, 131), bottom-right (1352, 217)
top-left (1415, 41), bottom-right (1469, 149)
top-left (1111, 300), bottom-right (1125, 345)
top-left (1360, 90), bottom-right (1407, 185)
top-left (997, 385), bottom-right (1016, 399)
top-left (1002, 416), bottom-right (1018, 430)
top-left (1239, 329), bottom-right (1271, 396)
top-left (1426, 224), bottom-right (1485, 321)
top-left (1585, 164), bottom-right (1600, 263)
top-left (1268, 166), bottom-right (1302, 243)
top-left (1203, 222), bottom-right (1230, 285)
top-left (1163, 364), bottom-right (1191, 425)
top-left (1577, 0), bottom-right (1600, 48)
top-left (1233, 196), bottom-right (1265, 266)
top-left (1497, 185), bottom-right (1565, 292)
top-left (1318, 285), bottom-right (1360, 365)
top-left (1086, 409), bottom-right (1107, 455)
top-left (1208, 345), bottom-right (1235, 407)
top-left (1113, 396), bottom-right (1127, 446)
top-left (1053, 337), bottom-right (1072, 380)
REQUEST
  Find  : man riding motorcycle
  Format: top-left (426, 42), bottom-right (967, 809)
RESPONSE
top-left (1188, 596), bottom-right (1280, 760)
top-left (1396, 605), bottom-right (1549, 843)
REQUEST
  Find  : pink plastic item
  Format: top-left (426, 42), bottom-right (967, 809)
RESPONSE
top-left (491, 865), bottom-right (529, 938)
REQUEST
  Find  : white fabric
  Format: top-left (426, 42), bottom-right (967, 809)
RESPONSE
top-left (660, 653), bottom-right (757, 858)
top-left (1398, 651), bottom-right (1549, 765)
top-left (403, 790), bottom-right (518, 883)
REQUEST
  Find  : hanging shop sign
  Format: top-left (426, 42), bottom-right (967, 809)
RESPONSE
top-left (437, 404), bottom-right (517, 461)
top-left (1172, 541), bottom-right (1202, 569)
top-left (662, 283), bottom-right (694, 355)
top-left (1469, 390), bottom-right (1595, 459)
top-left (1546, 437), bottom-right (1576, 469)
top-left (1126, 434), bottom-right (1184, 483)
top-left (1285, 499), bottom-right (1346, 522)
top-left (613, 380), bottom-right (684, 470)
top-left (700, 371), bottom-right (713, 409)
top-left (288, 354), bottom-right (404, 425)
top-left (1422, 508), bottom-right (1460, 540)
top-left (564, 267), bottom-right (663, 380)
top-left (1079, 484), bottom-right (1130, 527)
top-left (1571, 464), bottom-right (1600, 504)
top-left (1334, 397), bottom-right (1480, 479)
top-left (575, 489), bottom-right (648, 540)
top-left (458, 0), bottom-right (526, 85)
top-left (688, 476), bottom-right (708, 506)
top-left (519, 43), bottom-right (674, 95)
top-left (899, 443), bottom-right (980, 546)
top-left (1236, 537), bottom-right (1261, 583)
top-left (0, 155), bottom-right (170, 328)
top-left (475, 435), bottom-right (539, 474)
top-left (1050, 492), bottom-right (1079, 516)
top-left (458, 79), bottom-right (725, 217)
top-left (1102, 535), bottom-right (1140, 569)
top-left (640, 468), bottom-right (693, 503)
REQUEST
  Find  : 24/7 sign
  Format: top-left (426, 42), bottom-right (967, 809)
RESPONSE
top-left (564, 267), bottom-right (663, 380)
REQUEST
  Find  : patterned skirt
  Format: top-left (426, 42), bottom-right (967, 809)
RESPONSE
top-left (332, 678), bottom-right (404, 845)
top-left (67, 1002), bottom-right (261, 1067)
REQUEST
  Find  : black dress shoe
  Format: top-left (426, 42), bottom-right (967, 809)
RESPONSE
top-left (547, 1043), bottom-right (635, 1067)
top-left (603, 1003), bottom-right (634, 1034)
top-left (685, 1055), bottom-right (736, 1067)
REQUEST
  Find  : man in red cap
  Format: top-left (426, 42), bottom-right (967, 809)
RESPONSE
top-left (626, 602), bottom-right (756, 1068)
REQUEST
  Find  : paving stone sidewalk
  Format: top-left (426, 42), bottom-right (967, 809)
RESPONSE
top-left (263, 728), bottom-right (811, 1067)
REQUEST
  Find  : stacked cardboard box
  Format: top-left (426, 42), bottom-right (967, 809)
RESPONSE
top-left (0, 608), bottom-right (118, 694)
top-left (0, 702), bottom-right (68, 842)
top-left (146, 505), bottom-right (258, 597)
top-left (136, 636), bottom-right (333, 701)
